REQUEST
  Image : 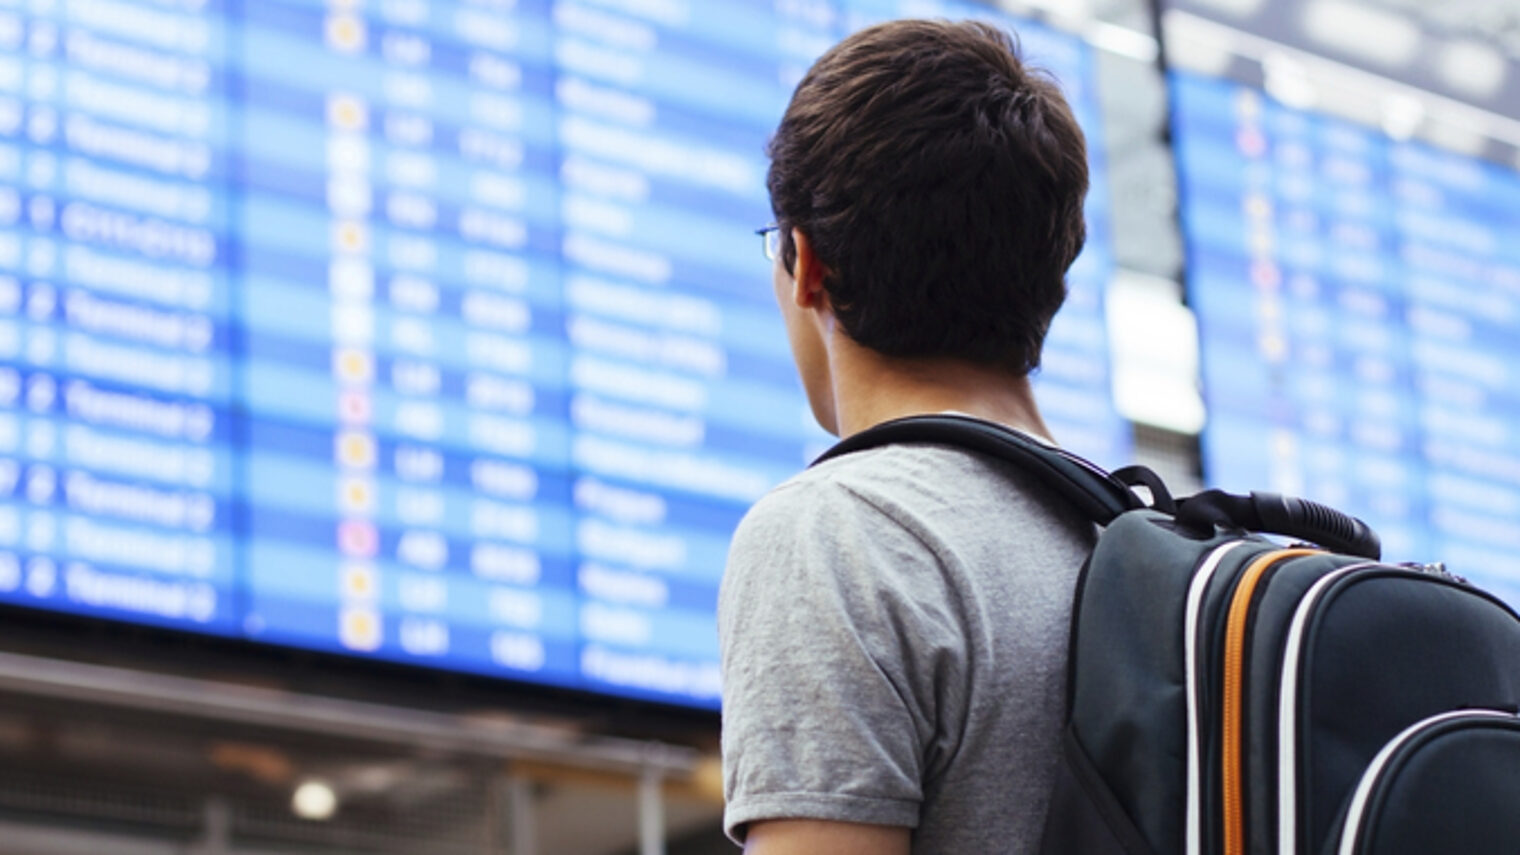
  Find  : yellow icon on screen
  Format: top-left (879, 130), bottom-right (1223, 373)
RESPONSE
top-left (338, 476), bottom-right (376, 513)
top-left (336, 431), bottom-right (377, 469)
top-left (332, 347), bottom-right (374, 384)
top-left (1258, 331), bottom-right (1289, 363)
top-left (339, 607), bottom-right (382, 651)
top-left (325, 15), bottom-right (366, 53)
top-left (341, 563), bottom-right (378, 600)
top-left (327, 94), bottom-right (368, 132)
top-left (1257, 295), bottom-right (1284, 324)
top-left (334, 221), bottom-right (369, 254)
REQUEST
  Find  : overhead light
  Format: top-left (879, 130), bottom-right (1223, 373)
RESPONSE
top-left (1301, 0), bottom-right (1421, 68)
top-left (1421, 120), bottom-right (1488, 157)
top-left (1017, 0), bottom-right (1090, 23)
top-left (1435, 40), bottom-right (1506, 100)
top-left (1186, 0), bottom-right (1269, 17)
top-left (292, 780), bottom-right (339, 821)
top-left (1162, 14), bottom-right (1237, 77)
top-left (1263, 54), bottom-right (1316, 110)
top-left (1106, 272), bottom-right (1205, 435)
top-left (1381, 93), bottom-right (1425, 140)
top-left (1086, 22), bottom-right (1159, 64)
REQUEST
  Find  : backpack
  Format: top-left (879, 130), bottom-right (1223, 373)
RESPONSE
top-left (816, 413), bottom-right (1520, 855)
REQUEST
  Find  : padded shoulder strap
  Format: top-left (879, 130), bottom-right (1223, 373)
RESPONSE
top-left (811, 414), bottom-right (1145, 525)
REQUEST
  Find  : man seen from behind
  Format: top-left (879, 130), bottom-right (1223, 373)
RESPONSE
top-left (718, 17), bottom-right (1097, 855)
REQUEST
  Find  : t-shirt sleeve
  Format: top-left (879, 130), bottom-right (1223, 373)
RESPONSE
top-left (717, 479), bottom-right (951, 844)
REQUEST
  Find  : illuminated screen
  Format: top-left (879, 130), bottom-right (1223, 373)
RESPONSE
top-left (0, 0), bottom-right (1119, 709)
top-left (1173, 71), bottom-right (1520, 603)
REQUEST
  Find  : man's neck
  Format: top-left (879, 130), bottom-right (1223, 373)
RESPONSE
top-left (825, 336), bottom-right (1054, 442)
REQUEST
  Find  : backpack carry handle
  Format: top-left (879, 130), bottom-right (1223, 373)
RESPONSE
top-left (816, 414), bottom-right (1382, 560)
top-left (1176, 489), bottom-right (1382, 560)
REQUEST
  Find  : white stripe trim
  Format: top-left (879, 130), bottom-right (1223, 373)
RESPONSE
top-left (1336, 710), bottom-right (1516, 855)
top-left (1276, 563), bottom-right (1379, 855)
top-left (1184, 541), bottom-right (1249, 855)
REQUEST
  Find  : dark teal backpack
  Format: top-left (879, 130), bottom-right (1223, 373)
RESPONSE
top-left (818, 414), bottom-right (1520, 855)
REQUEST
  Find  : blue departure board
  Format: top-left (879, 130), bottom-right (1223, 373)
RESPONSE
top-left (0, 0), bottom-right (1118, 709)
top-left (1174, 71), bottom-right (1520, 604)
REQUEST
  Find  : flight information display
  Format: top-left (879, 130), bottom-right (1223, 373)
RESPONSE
top-left (0, 0), bottom-right (1120, 709)
top-left (1174, 71), bottom-right (1520, 603)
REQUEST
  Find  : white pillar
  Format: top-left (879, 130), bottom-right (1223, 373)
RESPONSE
top-left (508, 774), bottom-right (536, 855)
top-left (638, 769), bottom-right (664, 855)
top-left (198, 797), bottom-right (230, 855)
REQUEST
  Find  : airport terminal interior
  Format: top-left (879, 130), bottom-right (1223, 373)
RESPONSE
top-left (1, 0), bottom-right (1518, 851)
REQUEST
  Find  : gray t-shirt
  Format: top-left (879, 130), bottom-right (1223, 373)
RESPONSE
top-left (718, 442), bottom-right (1095, 852)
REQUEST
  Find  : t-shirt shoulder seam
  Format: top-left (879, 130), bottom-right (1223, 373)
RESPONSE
top-left (773, 445), bottom-right (978, 496)
top-left (756, 448), bottom-right (977, 559)
top-left (758, 468), bottom-right (944, 560)
top-left (834, 479), bottom-right (940, 554)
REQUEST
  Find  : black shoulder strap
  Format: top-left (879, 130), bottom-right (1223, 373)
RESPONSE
top-left (811, 414), bottom-right (1146, 525)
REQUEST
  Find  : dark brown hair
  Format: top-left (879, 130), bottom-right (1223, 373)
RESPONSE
top-left (766, 18), bottom-right (1089, 375)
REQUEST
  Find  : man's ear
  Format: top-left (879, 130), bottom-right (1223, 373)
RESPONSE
top-left (789, 228), bottom-right (830, 311)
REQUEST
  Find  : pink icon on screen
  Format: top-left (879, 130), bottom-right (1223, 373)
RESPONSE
top-left (337, 520), bottom-right (379, 558)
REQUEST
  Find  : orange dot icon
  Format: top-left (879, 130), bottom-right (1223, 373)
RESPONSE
top-left (326, 15), bottom-right (366, 53)
top-left (333, 347), bottom-right (374, 383)
top-left (1258, 331), bottom-right (1289, 363)
top-left (336, 430), bottom-right (377, 469)
top-left (340, 607), bottom-right (382, 651)
top-left (341, 563), bottom-right (377, 599)
top-left (327, 94), bottom-right (368, 132)
top-left (334, 221), bottom-right (368, 254)
top-left (339, 476), bottom-right (376, 513)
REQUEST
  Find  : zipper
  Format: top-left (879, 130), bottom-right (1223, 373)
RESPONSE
top-left (1278, 565), bottom-right (1507, 854)
top-left (1335, 709), bottom-right (1517, 855)
top-left (1221, 548), bottom-right (1319, 855)
top-left (1402, 560), bottom-right (1467, 585)
top-left (1184, 540), bottom-right (1250, 855)
top-left (1274, 562), bottom-right (1379, 855)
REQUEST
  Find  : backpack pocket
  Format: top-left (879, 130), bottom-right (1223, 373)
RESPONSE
top-left (1276, 568), bottom-right (1520, 855)
top-left (1329, 709), bottom-right (1520, 855)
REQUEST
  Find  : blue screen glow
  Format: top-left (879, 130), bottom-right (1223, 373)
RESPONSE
top-left (0, 0), bottom-right (1118, 709)
top-left (1174, 71), bottom-right (1520, 605)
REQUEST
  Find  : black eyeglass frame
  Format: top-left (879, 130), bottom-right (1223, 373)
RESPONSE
top-left (756, 225), bottom-right (782, 262)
